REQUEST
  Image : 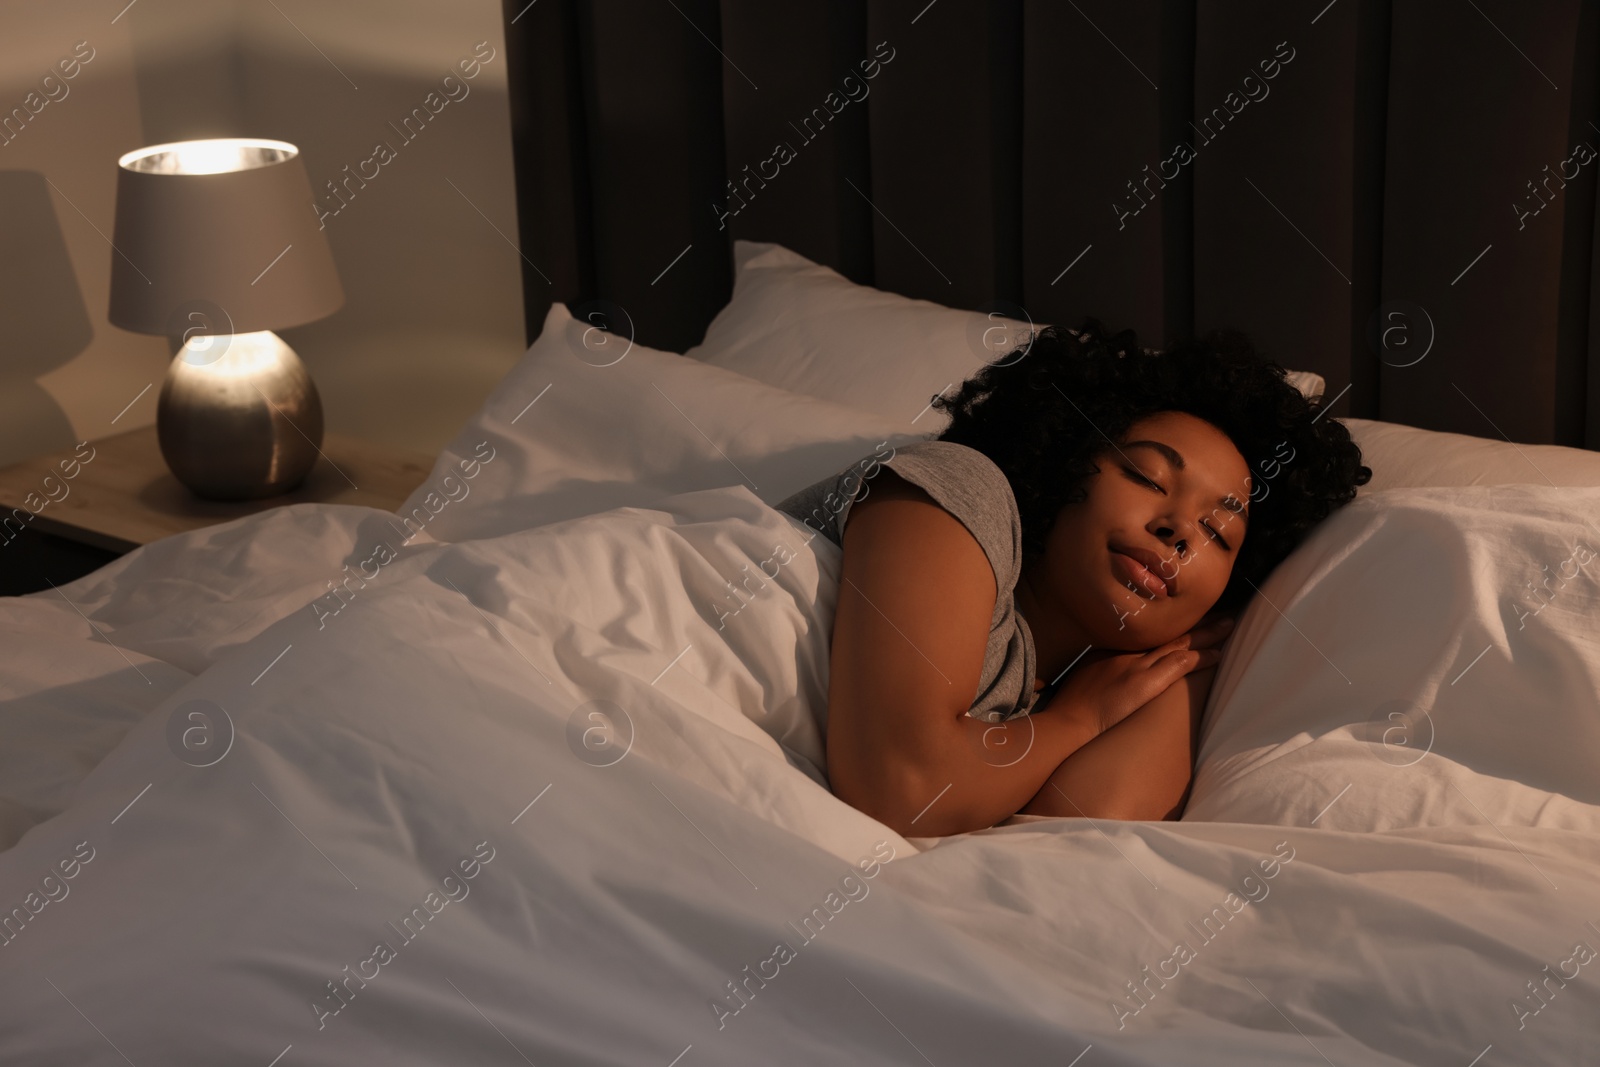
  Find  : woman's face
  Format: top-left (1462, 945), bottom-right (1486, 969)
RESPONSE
top-left (1034, 410), bottom-right (1251, 651)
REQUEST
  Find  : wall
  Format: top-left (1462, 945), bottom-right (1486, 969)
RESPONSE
top-left (0, 0), bottom-right (526, 467)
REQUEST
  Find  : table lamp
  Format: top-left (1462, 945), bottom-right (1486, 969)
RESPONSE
top-left (108, 137), bottom-right (344, 500)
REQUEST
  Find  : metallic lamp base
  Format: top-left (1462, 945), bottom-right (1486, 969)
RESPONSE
top-left (156, 330), bottom-right (324, 501)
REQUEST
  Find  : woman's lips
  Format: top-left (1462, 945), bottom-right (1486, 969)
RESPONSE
top-left (1110, 550), bottom-right (1171, 598)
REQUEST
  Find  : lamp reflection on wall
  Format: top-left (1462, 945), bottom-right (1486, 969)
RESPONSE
top-left (108, 137), bottom-right (344, 500)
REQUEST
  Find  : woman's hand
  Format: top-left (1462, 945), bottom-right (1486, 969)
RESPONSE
top-left (1043, 615), bottom-right (1234, 736)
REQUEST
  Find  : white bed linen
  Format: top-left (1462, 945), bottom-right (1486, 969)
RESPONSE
top-left (0, 504), bottom-right (404, 850)
top-left (1342, 416), bottom-right (1600, 493)
top-left (1, 487), bottom-right (1597, 1064)
top-left (683, 240), bottom-right (1328, 426)
top-left (396, 302), bottom-right (928, 545)
top-left (1188, 485), bottom-right (1600, 832)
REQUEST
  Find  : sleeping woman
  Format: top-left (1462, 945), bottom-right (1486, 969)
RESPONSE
top-left (773, 318), bottom-right (1371, 837)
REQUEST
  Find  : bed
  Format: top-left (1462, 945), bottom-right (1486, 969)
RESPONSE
top-left (2, 237), bottom-right (1598, 1064)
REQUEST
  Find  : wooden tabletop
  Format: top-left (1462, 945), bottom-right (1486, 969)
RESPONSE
top-left (0, 425), bottom-right (436, 555)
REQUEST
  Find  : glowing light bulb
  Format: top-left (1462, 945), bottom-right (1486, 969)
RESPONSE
top-left (172, 141), bottom-right (247, 175)
top-left (119, 138), bottom-right (298, 175)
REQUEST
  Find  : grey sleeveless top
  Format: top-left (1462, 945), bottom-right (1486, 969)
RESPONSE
top-left (773, 440), bottom-right (1049, 723)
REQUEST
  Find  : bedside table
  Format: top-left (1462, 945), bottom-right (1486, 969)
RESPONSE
top-left (0, 425), bottom-right (434, 594)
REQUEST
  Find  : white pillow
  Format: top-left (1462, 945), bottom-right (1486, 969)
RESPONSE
top-left (684, 240), bottom-right (1326, 427)
top-left (1283, 369), bottom-right (1327, 400)
top-left (397, 303), bottom-right (930, 544)
top-left (1186, 483), bottom-right (1600, 832)
top-left (1342, 417), bottom-right (1600, 493)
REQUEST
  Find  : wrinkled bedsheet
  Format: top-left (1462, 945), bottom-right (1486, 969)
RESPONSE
top-left (0, 488), bottom-right (1595, 1065)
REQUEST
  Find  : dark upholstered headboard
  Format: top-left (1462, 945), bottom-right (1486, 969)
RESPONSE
top-left (501, 0), bottom-right (1600, 449)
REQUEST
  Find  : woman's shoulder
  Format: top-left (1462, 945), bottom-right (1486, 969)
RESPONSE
top-left (879, 441), bottom-right (1020, 525)
top-left (874, 439), bottom-right (1024, 586)
top-left (882, 438), bottom-right (994, 468)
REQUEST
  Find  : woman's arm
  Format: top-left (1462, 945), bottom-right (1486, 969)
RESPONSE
top-left (1017, 665), bottom-right (1217, 822)
top-left (825, 474), bottom-right (1108, 838)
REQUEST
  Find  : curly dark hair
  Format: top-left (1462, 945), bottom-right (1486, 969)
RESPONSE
top-left (930, 317), bottom-right (1372, 615)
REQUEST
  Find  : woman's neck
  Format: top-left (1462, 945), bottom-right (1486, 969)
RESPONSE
top-left (1013, 564), bottom-right (1095, 692)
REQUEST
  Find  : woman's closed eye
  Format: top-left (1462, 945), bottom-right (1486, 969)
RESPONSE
top-left (1120, 465), bottom-right (1233, 550)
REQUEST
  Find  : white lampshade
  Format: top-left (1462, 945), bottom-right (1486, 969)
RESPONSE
top-left (108, 137), bottom-right (344, 336)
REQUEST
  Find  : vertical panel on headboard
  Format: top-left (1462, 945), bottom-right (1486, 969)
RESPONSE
top-left (571, 0), bottom-right (733, 353)
top-left (502, 0), bottom-right (594, 345)
top-left (1347, 0), bottom-right (1392, 425)
top-left (718, 1), bottom-right (875, 285)
top-left (1381, 0), bottom-right (1587, 444)
top-left (1190, 0), bottom-right (1387, 421)
top-left (1021, 0), bottom-right (1189, 346)
top-left (1562, 0), bottom-right (1600, 451)
top-left (861, 0), bottom-right (1023, 310)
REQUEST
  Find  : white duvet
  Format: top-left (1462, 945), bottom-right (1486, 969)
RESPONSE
top-left (1, 484), bottom-right (1597, 1065)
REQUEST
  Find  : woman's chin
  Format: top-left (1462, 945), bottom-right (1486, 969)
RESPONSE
top-left (1089, 604), bottom-right (1189, 651)
top-left (1091, 619), bottom-right (1167, 651)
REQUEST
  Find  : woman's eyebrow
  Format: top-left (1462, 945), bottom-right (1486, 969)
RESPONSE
top-left (1124, 439), bottom-right (1250, 525)
top-left (1124, 439), bottom-right (1185, 470)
